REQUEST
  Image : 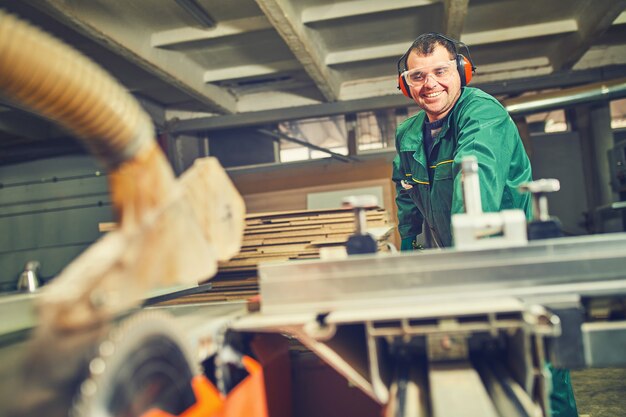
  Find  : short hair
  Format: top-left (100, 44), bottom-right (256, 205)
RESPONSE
top-left (402, 33), bottom-right (458, 69)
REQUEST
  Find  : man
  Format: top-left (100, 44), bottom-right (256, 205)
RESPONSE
top-left (392, 33), bottom-right (578, 416)
top-left (393, 32), bottom-right (532, 248)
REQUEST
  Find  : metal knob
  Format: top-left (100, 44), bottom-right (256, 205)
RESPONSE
top-left (460, 156), bottom-right (483, 215)
top-left (342, 195), bottom-right (378, 235)
top-left (342, 195), bottom-right (378, 254)
top-left (17, 260), bottom-right (41, 292)
top-left (519, 179), bottom-right (560, 221)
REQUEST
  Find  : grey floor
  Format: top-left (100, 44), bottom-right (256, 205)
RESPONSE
top-left (572, 368), bottom-right (626, 417)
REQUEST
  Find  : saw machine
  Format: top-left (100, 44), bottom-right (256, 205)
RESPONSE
top-left (229, 158), bottom-right (626, 416)
top-left (3, 231), bottom-right (626, 417)
top-left (1, 8), bottom-right (626, 417)
top-left (235, 232), bottom-right (626, 416)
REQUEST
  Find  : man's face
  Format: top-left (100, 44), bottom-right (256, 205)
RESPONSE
top-left (405, 44), bottom-right (462, 121)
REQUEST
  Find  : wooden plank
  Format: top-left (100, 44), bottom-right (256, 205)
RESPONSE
top-left (155, 290), bottom-right (259, 306)
top-left (257, 236), bottom-right (321, 245)
top-left (219, 256), bottom-right (291, 267)
top-left (244, 227), bottom-right (338, 240)
top-left (258, 243), bottom-right (311, 253)
top-left (216, 265), bottom-right (258, 272)
top-left (244, 206), bottom-right (356, 219)
top-left (310, 237), bottom-right (349, 245)
top-left (212, 278), bottom-right (258, 286)
top-left (287, 217), bottom-right (385, 227)
top-left (245, 207), bottom-right (385, 221)
top-left (244, 213), bottom-right (387, 231)
top-left (224, 249), bottom-right (319, 261)
top-left (245, 224), bottom-right (322, 235)
top-left (213, 207), bottom-right (393, 287)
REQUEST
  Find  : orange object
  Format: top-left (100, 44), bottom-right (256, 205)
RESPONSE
top-left (141, 356), bottom-right (268, 417)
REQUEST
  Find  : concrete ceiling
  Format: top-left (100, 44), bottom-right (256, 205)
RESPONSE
top-left (1, 0), bottom-right (625, 164)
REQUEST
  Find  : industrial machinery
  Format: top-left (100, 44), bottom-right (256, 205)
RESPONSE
top-left (230, 160), bottom-right (626, 416)
top-left (1, 7), bottom-right (625, 417)
top-left (4, 228), bottom-right (626, 417)
top-left (236, 232), bottom-right (626, 417)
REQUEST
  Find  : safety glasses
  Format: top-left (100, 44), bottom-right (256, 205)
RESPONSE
top-left (402, 60), bottom-right (456, 87)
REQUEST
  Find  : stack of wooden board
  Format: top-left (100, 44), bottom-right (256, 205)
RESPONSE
top-left (216, 207), bottom-right (393, 275)
top-left (106, 208), bottom-right (394, 304)
top-left (158, 207), bottom-right (394, 305)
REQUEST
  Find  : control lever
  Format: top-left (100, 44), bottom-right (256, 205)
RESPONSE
top-left (519, 179), bottom-right (563, 240)
top-left (460, 156), bottom-right (482, 215)
top-left (342, 195), bottom-right (378, 255)
top-left (452, 156), bottom-right (528, 249)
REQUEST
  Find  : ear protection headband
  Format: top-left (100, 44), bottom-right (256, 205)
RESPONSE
top-left (397, 33), bottom-right (476, 99)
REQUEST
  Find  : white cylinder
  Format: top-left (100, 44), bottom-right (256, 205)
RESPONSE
top-left (461, 156), bottom-right (483, 215)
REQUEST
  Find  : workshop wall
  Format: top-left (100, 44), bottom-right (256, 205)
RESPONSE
top-left (0, 156), bottom-right (112, 291)
top-left (229, 153), bottom-right (395, 208)
top-left (529, 131), bottom-right (589, 236)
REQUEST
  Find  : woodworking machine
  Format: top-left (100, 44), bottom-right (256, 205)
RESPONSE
top-left (4, 229), bottom-right (626, 417)
top-left (1, 9), bottom-right (626, 417)
top-left (235, 232), bottom-right (626, 416)
top-left (225, 162), bottom-right (626, 416)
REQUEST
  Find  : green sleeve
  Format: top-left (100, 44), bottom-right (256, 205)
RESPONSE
top-left (392, 154), bottom-right (423, 239)
top-left (450, 99), bottom-right (523, 215)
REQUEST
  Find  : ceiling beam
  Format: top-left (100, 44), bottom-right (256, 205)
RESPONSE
top-left (174, 0), bottom-right (215, 28)
top-left (26, 0), bottom-right (236, 114)
top-left (477, 57), bottom-right (551, 74)
top-left (461, 20), bottom-right (578, 45)
top-left (174, 94), bottom-right (409, 133)
top-left (480, 64), bottom-right (626, 96)
top-left (301, 0), bottom-right (438, 25)
top-left (173, 65), bottom-right (626, 133)
top-left (443, 0), bottom-right (468, 39)
top-left (254, 0), bottom-right (339, 101)
top-left (472, 56), bottom-right (554, 83)
top-left (474, 67), bottom-right (554, 84)
top-left (458, 57), bottom-right (554, 84)
top-left (0, 112), bottom-right (59, 140)
top-left (339, 76), bottom-right (399, 101)
top-left (203, 60), bottom-right (301, 83)
top-left (327, 20), bottom-right (578, 67)
top-left (551, 0), bottom-right (626, 71)
top-left (151, 16), bottom-right (272, 49)
top-left (326, 42), bottom-right (407, 66)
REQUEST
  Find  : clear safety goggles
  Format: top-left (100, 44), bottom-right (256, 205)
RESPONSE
top-left (402, 60), bottom-right (456, 87)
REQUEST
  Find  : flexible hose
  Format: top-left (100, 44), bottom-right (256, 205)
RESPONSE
top-left (0, 9), bottom-right (153, 168)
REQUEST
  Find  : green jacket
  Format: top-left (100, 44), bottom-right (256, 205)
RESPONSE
top-left (393, 87), bottom-right (533, 247)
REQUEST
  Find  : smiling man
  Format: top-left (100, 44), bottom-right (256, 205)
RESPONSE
top-left (392, 33), bottom-right (578, 417)
top-left (392, 32), bottom-right (533, 249)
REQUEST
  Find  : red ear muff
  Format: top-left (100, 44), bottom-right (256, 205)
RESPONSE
top-left (457, 54), bottom-right (474, 86)
top-left (397, 73), bottom-right (412, 99)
